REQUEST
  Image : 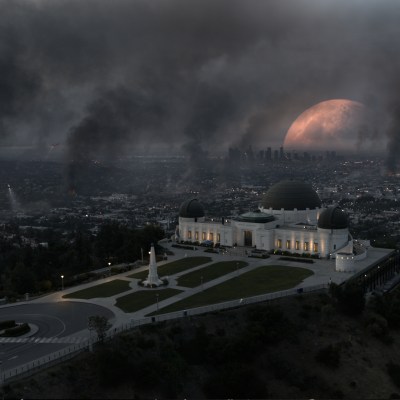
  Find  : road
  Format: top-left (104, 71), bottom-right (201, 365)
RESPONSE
top-left (0, 302), bottom-right (114, 371)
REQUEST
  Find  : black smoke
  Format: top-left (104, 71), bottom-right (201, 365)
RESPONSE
top-left (1, 0), bottom-right (400, 169)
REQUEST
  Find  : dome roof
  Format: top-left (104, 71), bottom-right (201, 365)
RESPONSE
top-left (261, 180), bottom-right (322, 210)
top-left (318, 206), bottom-right (348, 229)
top-left (179, 198), bottom-right (205, 218)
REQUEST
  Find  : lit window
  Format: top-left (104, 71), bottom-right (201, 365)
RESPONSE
top-left (304, 242), bottom-right (309, 251)
top-left (217, 233), bottom-right (220, 242)
top-left (209, 233), bottom-right (213, 241)
top-left (202, 232), bottom-right (206, 240)
top-left (313, 243), bottom-right (318, 252)
top-left (188, 231), bottom-right (192, 239)
top-left (277, 239), bottom-right (282, 248)
top-left (286, 240), bottom-right (291, 250)
top-left (195, 232), bottom-right (199, 240)
top-left (295, 241), bottom-right (299, 250)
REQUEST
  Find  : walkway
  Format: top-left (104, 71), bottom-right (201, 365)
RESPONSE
top-left (29, 243), bottom-right (353, 332)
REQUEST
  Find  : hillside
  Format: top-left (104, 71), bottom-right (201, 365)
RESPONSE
top-left (3, 289), bottom-right (400, 399)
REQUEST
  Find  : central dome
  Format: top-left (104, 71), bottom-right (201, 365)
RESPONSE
top-left (261, 180), bottom-right (322, 210)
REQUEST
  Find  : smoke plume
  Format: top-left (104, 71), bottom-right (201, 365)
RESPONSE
top-left (0, 0), bottom-right (400, 168)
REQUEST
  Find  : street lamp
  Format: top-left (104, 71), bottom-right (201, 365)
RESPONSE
top-left (61, 275), bottom-right (64, 291)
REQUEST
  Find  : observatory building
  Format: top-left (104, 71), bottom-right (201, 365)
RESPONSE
top-left (177, 180), bottom-right (367, 272)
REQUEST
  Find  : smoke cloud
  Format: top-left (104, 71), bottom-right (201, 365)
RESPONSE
top-left (0, 0), bottom-right (400, 167)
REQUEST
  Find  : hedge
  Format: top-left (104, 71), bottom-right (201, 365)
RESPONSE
top-left (1, 323), bottom-right (30, 337)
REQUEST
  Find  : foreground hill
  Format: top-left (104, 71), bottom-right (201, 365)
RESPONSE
top-left (3, 289), bottom-right (400, 399)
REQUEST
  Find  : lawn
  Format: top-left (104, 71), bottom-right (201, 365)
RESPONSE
top-left (127, 256), bottom-right (212, 280)
top-left (115, 288), bottom-right (183, 313)
top-left (176, 260), bottom-right (248, 288)
top-left (63, 279), bottom-right (132, 299)
top-left (149, 265), bottom-right (313, 314)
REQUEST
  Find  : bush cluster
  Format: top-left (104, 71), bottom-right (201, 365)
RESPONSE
top-left (1, 323), bottom-right (30, 337)
top-left (0, 320), bottom-right (16, 330)
top-left (315, 344), bottom-right (341, 369)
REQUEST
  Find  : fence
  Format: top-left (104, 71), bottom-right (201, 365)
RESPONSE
top-left (1, 282), bottom-right (328, 385)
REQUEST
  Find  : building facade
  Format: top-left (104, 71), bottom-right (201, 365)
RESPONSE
top-left (177, 180), bottom-right (355, 260)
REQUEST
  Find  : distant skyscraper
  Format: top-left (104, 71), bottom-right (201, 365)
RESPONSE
top-left (266, 147), bottom-right (272, 161)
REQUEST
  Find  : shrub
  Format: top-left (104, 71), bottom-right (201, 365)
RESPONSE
top-left (1, 323), bottom-right (30, 337)
top-left (364, 312), bottom-right (389, 338)
top-left (387, 361), bottom-right (400, 388)
top-left (0, 320), bottom-right (16, 330)
top-left (203, 363), bottom-right (266, 399)
top-left (330, 282), bottom-right (365, 316)
top-left (204, 248), bottom-right (218, 253)
top-left (315, 344), bottom-right (341, 368)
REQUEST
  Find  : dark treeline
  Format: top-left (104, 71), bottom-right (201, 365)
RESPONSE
top-left (0, 223), bottom-right (164, 298)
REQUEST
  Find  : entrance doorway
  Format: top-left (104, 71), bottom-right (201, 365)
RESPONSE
top-left (244, 230), bottom-right (252, 247)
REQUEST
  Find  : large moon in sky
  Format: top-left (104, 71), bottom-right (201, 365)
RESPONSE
top-left (283, 99), bottom-right (383, 153)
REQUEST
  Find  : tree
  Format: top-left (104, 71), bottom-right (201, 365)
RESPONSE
top-left (330, 282), bottom-right (365, 316)
top-left (10, 261), bottom-right (36, 295)
top-left (88, 315), bottom-right (112, 343)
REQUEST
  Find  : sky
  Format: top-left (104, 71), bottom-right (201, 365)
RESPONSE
top-left (1, 0), bottom-right (400, 167)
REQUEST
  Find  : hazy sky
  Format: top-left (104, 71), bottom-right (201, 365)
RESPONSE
top-left (1, 0), bottom-right (400, 164)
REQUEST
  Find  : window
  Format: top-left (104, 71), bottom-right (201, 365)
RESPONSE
top-left (202, 232), bottom-right (206, 240)
top-left (295, 241), bottom-right (299, 250)
top-left (195, 231), bottom-right (199, 240)
top-left (188, 231), bottom-right (192, 239)
top-left (304, 242), bottom-right (309, 251)
top-left (209, 233), bottom-right (213, 241)
top-left (313, 243), bottom-right (318, 253)
top-left (277, 239), bottom-right (282, 248)
top-left (286, 240), bottom-right (291, 250)
top-left (217, 233), bottom-right (220, 242)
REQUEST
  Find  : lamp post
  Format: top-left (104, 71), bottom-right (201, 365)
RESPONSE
top-left (61, 275), bottom-right (64, 291)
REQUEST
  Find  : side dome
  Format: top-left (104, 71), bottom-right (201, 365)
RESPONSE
top-left (179, 198), bottom-right (205, 218)
top-left (261, 180), bottom-right (322, 210)
top-left (318, 206), bottom-right (348, 229)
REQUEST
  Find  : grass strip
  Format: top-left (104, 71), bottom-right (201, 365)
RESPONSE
top-left (63, 279), bottom-right (132, 299)
top-left (176, 260), bottom-right (248, 288)
top-left (128, 256), bottom-right (212, 280)
top-left (115, 288), bottom-right (183, 313)
top-left (149, 265), bottom-right (313, 315)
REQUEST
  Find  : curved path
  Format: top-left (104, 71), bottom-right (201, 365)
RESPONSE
top-left (0, 302), bottom-right (114, 371)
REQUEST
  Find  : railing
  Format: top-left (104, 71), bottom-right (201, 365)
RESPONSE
top-left (0, 282), bottom-right (328, 385)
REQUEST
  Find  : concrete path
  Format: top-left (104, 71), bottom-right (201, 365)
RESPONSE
top-left (29, 243), bottom-right (353, 331)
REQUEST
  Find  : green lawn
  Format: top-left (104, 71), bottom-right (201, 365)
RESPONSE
top-left (127, 256), bottom-right (212, 280)
top-left (63, 279), bottom-right (131, 299)
top-left (115, 288), bottom-right (183, 313)
top-left (149, 265), bottom-right (313, 315)
top-left (176, 260), bottom-right (248, 288)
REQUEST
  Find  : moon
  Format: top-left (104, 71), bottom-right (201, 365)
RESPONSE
top-left (283, 99), bottom-right (383, 154)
